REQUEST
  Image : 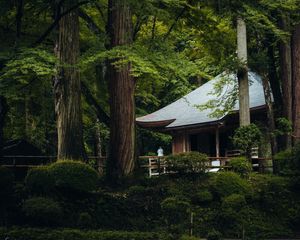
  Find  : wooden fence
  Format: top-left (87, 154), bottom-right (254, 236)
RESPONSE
top-left (0, 155), bottom-right (273, 177)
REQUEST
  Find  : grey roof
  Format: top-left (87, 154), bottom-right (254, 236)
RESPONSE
top-left (136, 72), bottom-right (266, 129)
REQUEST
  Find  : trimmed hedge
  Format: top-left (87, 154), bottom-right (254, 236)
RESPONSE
top-left (0, 228), bottom-right (165, 240)
top-left (22, 197), bottom-right (63, 226)
top-left (210, 172), bottom-right (252, 198)
top-left (25, 166), bottom-right (55, 195)
top-left (49, 160), bottom-right (99, 192)
top-left (228, 157), bottom-right (252, 178)
top-left (165, 152), bottom-right (209, 174)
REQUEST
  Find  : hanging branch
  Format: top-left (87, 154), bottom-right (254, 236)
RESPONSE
top-left (78, 9), bottom-right (103, 36)
top-left (81, 81), bottom-right (110, 127)
top-left (163, 5), bottom-right (187, 41)
top-left (32, 0), bottom-right (90, 46)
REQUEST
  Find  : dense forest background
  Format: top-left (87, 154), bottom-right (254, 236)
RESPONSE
top-left (0, 0), bottom-right (300, 166)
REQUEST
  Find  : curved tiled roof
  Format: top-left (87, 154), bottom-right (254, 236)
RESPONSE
top-left (136, 72), bottom-right (266, 129)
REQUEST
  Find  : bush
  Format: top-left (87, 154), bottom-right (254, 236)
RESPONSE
top-left (165, 152), bottom-right (209, 175)
top-left (274, 143), bottom-right (300, 174)
top-left (0, 166), bottom-right (14, 200)
top-left (192, 189), bottom-right (213, 205)
top-left (0, 227), bottom-right (164, 240)
top-left (77, 212), bottom-right (93, 228)
top-left (222, 194), bottom-right (246, 210)
top-left (211, 172), bottom-right (252, 198)
top-left (22, 197), bottom-right (62, 226)
top-left (25, 166), bottom-right (55, 195)
top-left (49, 160), bottom-right (99, 192)
top-left (207, 229), bottom-right (222, 240)
top-left (161, 197), bottom-right (190, 225)
top-left (228, 157), bottom-right (252, 177)
top-left (232, 124), bottom-right (261, 158)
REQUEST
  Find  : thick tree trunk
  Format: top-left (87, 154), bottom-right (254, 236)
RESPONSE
top-left (237, 17), bottom-right (250, 126)
top-left (279, 15), bottom-right (292, 148)
top-left (54, 1), bottom-right (86, 160)
top-left (107, 0), bottom-right (135, 180)
top-left (267, 44), bottom-right (283, 114)
top-left (261, 73), bottom-right (278, 155)
top-left (292, 23), bottom-right (300, 144)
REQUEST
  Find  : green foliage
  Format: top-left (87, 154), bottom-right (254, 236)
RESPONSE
top-left (165, 152), bottom-right (209, 175)
top-left (49, 160), bottom-right (99, 193)
top-left (77, 212), bottom-right (93, 229)
top-left (211, 172), bottom-right (252, 198)
top-left (191, 189), bottom-right (213, 205)
top-left (25, 166), bottom-right (55, 195)
top-left (274, 143), bottom-right (300, 175)
top-left (161, 197), bottom-right (190, 225)
top-left (274, 117), bottom-right (293, 136)
top-left (232, 124), bottom-right (261, 158)
top-left (0, 227), bottom-right (164, 240)
top-left (22, 197), bottom-right (62, 226)
top-left (180, 235), bottom-right (200, 240)
top-left (207, 229), bottom-right (222, 240)
top-left (222, 194), bottom-right (246, 210)
top-left (228, 157), bottom-right (252, 177)
top-left (0, 166), bottom-right (14, 201)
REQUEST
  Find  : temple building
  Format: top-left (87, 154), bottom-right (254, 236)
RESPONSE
top-left (136, 72), bottom-right (268, 157)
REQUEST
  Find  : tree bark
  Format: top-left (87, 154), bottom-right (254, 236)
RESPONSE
top-left (292, 23), bottom-right (300, 144)
top-left (94, 119), bottom-right (104, 175)
top-left (279, 15), bottom-right (292, 148)
top-left (54, 1), bottom-right (86, 160)
top-left (107, 0), bottom-right (135, 180)
top-left (237, 17), bottom-right (250, 126)
top-left (261, 73), bottom-right (278, 155)
top-left (267, 44), bottom-right (283, 114)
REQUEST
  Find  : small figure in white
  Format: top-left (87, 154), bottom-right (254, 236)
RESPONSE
top-left (157, 146), bottom-right (164, 156)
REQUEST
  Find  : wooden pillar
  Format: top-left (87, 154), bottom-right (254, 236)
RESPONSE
top-left (215, 127), bottom-right (220, 158)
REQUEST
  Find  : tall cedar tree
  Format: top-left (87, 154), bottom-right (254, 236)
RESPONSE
top-left (237, 17), bottom-right (250, 126)
top-left (107, 0), bottom-right (135, 179)
top-left (292, 23), bottom-right (300, 144)
top-left (54, 1), bottom-right (86, 160)
top-left (279, 15), bottom-right (293, 148)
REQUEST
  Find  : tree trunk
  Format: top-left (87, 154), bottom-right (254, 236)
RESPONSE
top-left (107, 0), bottom-right (135, 180)
top-left (279, 15), bottom-right (292, 148)
top-left (54, 1), bottom-right (86, 160)
top-left (94, 119), bottom-right (104, 175)
top-left (292, 23), bottom-right (300, 144)
top-left (267, 44), bottom-right (283, 114)
top-left (261, 73), bottom-right (278, 156)
top-left (237, 17), bottom-right (250, 126)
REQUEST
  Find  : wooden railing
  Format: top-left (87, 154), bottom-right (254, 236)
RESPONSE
top-left (1, 155), bottom-right (272, 176)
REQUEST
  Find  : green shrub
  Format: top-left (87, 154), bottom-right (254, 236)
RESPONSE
top-left (49, 160), bottom-right (99, 192)
top-left (180, 235), bottom-right (200, 240)
top-left (161, 197), bottom-right (190, 225)
top-left (192, 189), bottom-right (213, 205)
top-left (232, 124), bottom-right (261, 159)
top-left (77, 212), bottom-right (93, 228)
top-left (211, 172), bottom-right (252, 198)
top-left (228, 157), bottom-right (252, 177)
top-left (207, 229), bottom-right (222, 240)
top-left (25, 166), bottom-right (55, 195)
top-left (222, 194), bottom-right (246, 210)
top-left (274, 143), bottom-right (300, 174)
top-left (22, 197), bottom-right (62, 226)
top-left (0, 227), bottom-right (164, 240)
top-left (0, 166), bottom-right (14, 200)
top-left (165, 152), bottom-right (209, 174)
